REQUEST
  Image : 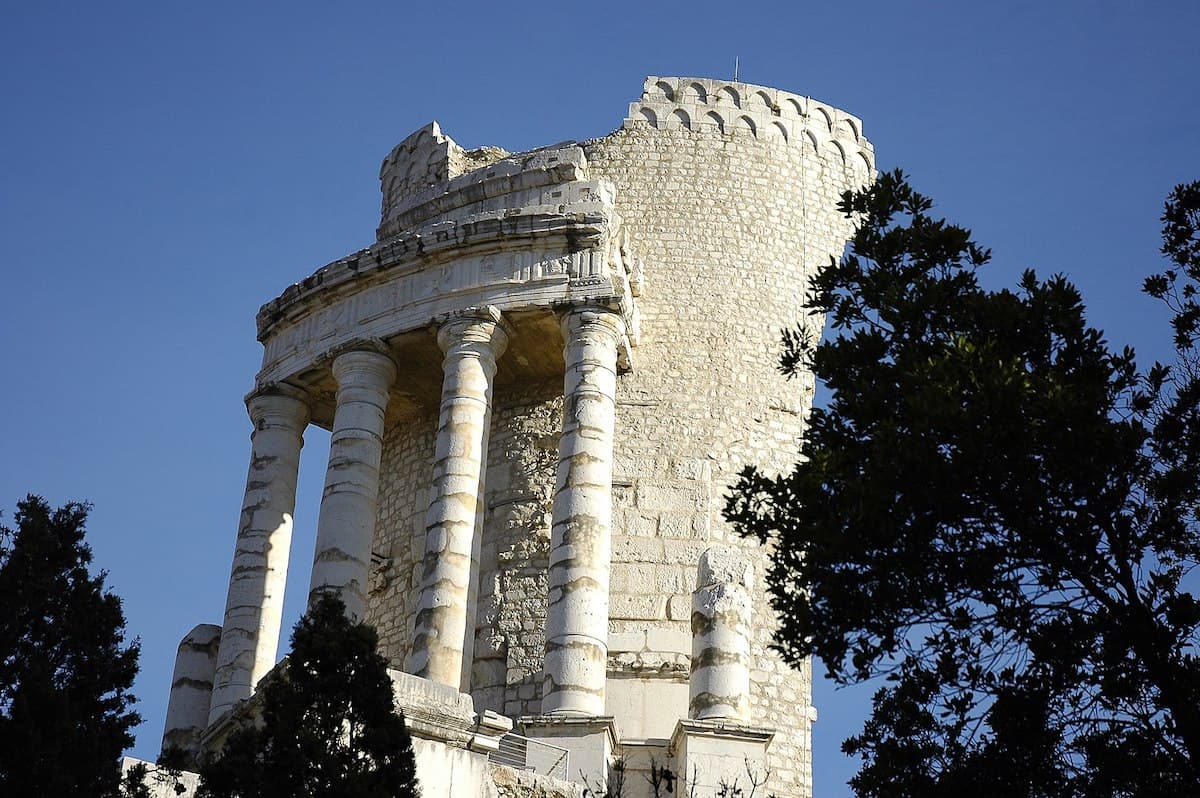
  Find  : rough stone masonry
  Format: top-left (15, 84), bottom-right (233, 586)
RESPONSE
top-left (160, 75), bottom-right (872, 798)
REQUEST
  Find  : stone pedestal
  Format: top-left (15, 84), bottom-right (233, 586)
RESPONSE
top-left (520, 715), bottom-right (618, 791)
top-left (162, 624), bottom-right (221, 761)
top-left (209, 388), bottom-right (309, 724)
top-left (308, 348), bottom-right (396, 620)
top-left (671, 719), bottom-right (774, 797)
top-left (542, 307), bottom-right (626, 717)
top-left (409, 307), bottom-right (508, 691)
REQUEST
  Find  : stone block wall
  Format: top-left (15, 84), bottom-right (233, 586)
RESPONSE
top-left (368, 409), bottom-right (436, 664)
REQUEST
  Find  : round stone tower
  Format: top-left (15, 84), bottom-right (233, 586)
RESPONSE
top-left (166, 76), bottom-right (872, 798)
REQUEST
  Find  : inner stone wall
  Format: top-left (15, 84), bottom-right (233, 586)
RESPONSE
top-left (371, 383), bottom-right (565, 718)
top-left (369, 409), bottom-right (437, 666)
top-left (475, 382), bottom-right (562, 719)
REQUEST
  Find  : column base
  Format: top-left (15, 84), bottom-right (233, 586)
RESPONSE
top-left (669, 718), bottom-right (775, 796)
top-left (518, 714), bottom-right (618, 789)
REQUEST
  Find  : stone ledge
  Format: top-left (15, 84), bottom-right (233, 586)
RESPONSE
top-left (389, 668), bottom-right (513, 752)
top-left (669, 717), bottom-right (775, 751)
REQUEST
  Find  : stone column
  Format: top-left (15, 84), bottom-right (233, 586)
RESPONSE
top-left (689, 546), bottom-right (754, 721)
top-left (164, 623), bottom-right (222, 761)
top-left (542, 306), bottom-right (625, 716)
top-left (208, 387), bottom-right (309, 725)
top-left (409, 307), bottom-right (509, 690)
top-left (308, 348), bottom-right (396, 620)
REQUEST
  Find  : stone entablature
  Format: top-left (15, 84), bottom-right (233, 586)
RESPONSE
top-left (254, 139), bottom-right (640, 388)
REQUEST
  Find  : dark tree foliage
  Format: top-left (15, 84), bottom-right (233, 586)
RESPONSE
top-left (1146, 181), bottom-right (1200, 362)
top-left (198, 594), bottom-right (420, 798)
top-left (0, 495), bottom-right (142, 797)
top-left (726, 172), bottom-right (1200, 796)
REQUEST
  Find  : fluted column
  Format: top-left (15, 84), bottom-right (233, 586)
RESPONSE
top-left (209, 388), bottom-right (309, 725)
top-left (689, 546), bottom-right (754, 721)
top-left (542, 306), bottom-right (625, 715)
top-left (409, 307), bottom-right (509, 690)
top-left (308, 348), bottom-right (396, 620)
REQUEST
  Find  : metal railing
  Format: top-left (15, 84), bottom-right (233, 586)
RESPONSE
top-left (487, 732), bottom-right (570, 780)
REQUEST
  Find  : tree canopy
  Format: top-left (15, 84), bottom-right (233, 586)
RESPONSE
top-left (0, 495), bottom-right (142, 797)
top-left (198, 594), bottom-right (420, 798)
top-left (726, 172), bottom-right (1200, 796)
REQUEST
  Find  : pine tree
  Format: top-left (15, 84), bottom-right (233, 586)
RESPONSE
top-left (0, 495), bottom-right (141, 797)
top-left (726, 173), bottom-right (1200, 795)
top-left (199, 594), bottom-right (420, 798)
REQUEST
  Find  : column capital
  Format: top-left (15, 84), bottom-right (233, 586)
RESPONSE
top-left (244, 385), bottom-right (311, 430)
top-left (331, 347), bottom-right (398, 390)
top-left (559, 304), bottom-right (627, 347)
top-left (435, 305), bottom-right (511, 358)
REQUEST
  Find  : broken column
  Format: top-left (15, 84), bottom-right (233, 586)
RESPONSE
top-left (690, 546), bottom-right (754, 721)
top-left (542, 305), bottom-right (625, 716)
top-left (408, 306), bottom-right (509, 691)
top-left (208, 387), bottom-right (309, 724)
top-left (308, 347), bottom-right (396, 620)
top-left (164, 623), bottom-right (222, 760)
top-left (676, 550), bottom-right (771, 794)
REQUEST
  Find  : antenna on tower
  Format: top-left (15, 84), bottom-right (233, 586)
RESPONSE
top-left (734, 56), bottom-right (740, 82)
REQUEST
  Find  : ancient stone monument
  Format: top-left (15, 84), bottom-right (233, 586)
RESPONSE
top-left (161, 75), bottom-right (872, 797)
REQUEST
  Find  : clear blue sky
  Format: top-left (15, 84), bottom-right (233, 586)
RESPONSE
top-left (1, 2), bottom-right (1196, 795)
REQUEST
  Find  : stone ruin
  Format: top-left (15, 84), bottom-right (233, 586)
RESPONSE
top-left (155, 76), bottom-right (873, 797)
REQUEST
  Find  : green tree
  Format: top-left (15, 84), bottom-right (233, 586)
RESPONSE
top-left (198, 594), bottom-right (420, 798)
top-left (0, 495), bottom-right (142, 797)
top-left (725, 172), bottom-right (1200, 796)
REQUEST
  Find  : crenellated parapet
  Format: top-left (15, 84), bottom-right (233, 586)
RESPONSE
top-left (626, 75), bottom-right (874, 175)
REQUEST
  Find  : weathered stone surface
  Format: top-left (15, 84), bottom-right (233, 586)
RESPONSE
top-left (122, 757), bottom-right (202, 798)
top-left (209, 388), bottom-right (308, 725)
top-left (690, 547), bottom-right (754, 722)
top-left (670, 719), bottom-right (775, 798)
top-left (184, 74), bottom-right (870, 798)
top-left (163, 624), bottom-right (221, 759)
top-left (489, 764), bottom-right (583, 798)
top-left (541, 307), bottom-right (625, 717)
top-left (409, 307), bottom-right (510, 689)
top-left (308, 349), bottom-right (396, 620)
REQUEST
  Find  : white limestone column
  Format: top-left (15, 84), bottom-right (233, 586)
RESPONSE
top-left (208, 388), bottom-right (309, 725)
top-left (307, 348), bottom-right (397, 621)
top-left (542, 306), bottom-right (625, 716)
top-left (164, 623), bottom-right (222, 759)
top-left (689, 546), bottom-right (754, 721)
top-left (409, 307), bottom-right (509, 690)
